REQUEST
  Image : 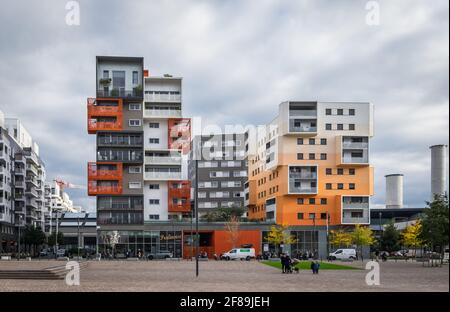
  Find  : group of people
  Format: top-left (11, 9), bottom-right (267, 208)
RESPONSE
top-left (280, 253), bottom-right (321, 275)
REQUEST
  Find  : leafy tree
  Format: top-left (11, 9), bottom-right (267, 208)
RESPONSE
top-left (420, 194), bottom-right (449, 260)
top-left (23, 225), bottom-right (46, 256)
top-left (225, 215), bottom-right (240, 248)
top-left (266, 224), bottom-right (297, 255)
top-left (329, 228), bottom-right (353, 249)
top-left (380, 222), bottom-right (400, 252)
top-left (401, 221), bottom-right (423, 257)
top-left (351, 225), bottom-right (376, 261)
top-left (47, 232), bottom-right (64, 247)
top-left (200, 206), bottom-right (245, 222)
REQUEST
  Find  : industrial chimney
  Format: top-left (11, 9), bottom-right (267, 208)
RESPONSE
top-left (385, 174), bottom-right (404, 208)
top-left (430, 144), bottom-right (448, 198)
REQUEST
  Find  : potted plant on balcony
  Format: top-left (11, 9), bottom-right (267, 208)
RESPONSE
top-left (99, 78), bottom-right (112, 86)
top-left (110, 88), bottom-right (119, 96)
top-left (133, 84), bottom-right (143, 96)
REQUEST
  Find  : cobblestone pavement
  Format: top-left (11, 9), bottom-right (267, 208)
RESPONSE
top-left (0, 260), bottom-right (448, 292)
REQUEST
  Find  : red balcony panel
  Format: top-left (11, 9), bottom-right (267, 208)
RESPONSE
top-left (168, 118), bottom-right (191, 154)
top-left (168, 180), bottom-right (191, 213)
top-left (87, 98), bottom-right (123, 133)
top-left (88, 162), bottom-right (123, 180)
top-left (88, 181), bottom-right (122, 196)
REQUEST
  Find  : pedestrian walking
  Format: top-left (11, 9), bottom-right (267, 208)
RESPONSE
top-left (280, 253), bottom-right (286, 273)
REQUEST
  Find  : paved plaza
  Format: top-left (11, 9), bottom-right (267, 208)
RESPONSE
top-left (0, 260), bottom-right (448, 292)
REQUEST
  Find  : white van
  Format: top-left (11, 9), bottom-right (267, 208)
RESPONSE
top-left (222, 248), bottom-right (256, 261)
top-left (328, 249), bottom-right (357, 261)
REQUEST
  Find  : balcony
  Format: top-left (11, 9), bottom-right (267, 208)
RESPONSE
top-left (339, 136), bottom-right (370, 166)
top-left (144, 92), bottom-right (181, 103)
top-left (88, 162), bottom-right (123, 180)
top-left (88, 182), bottom-right (122, 195)
top-left (145, 155), bottom-right (182, 166)
top-left (97, 89), bottom-right (143, 99)
top-left (144, 171), bottom-right (182, 181)
top-left (144, 108), bottom-right (182, 118)
top-left (25, 188), bottom-right (39, 198)
top-left (288, 165), bottom-right (318, 194)
top-left (87, 98), bottom-right (123, 134)
top-left (26, 198), bottom-right (38, 208)
top-left (342, 196), bottom-right (370, 225)
top-left (289, 120), bottom-right (317, 134)
top-left (88, 119), bottom-right (123, 133)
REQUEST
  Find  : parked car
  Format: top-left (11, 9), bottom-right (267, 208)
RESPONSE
top-left (56, 249), bottom-right (66, 257)
top-left (328, 249), bottom-right (357, 261)
top-left (221, 248), bottom-right (256, 261)
top-left (147, 252), bottom-right (173, 260)
top-left (39, 250), bottom-right (49, 257)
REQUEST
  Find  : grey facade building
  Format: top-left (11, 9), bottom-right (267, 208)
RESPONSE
top-left (189, 133), bottom-right (248, 215)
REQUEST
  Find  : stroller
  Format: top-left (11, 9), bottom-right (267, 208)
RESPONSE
top-left (291, 258), bottom-right (300, 273)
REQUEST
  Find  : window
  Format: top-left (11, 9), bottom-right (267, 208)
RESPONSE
top-left (129, 166), bottom-right (141, 173)
top-left (309, 198), bottom-right (315, 205)
top-left (132, 71), bottom-right (138, 84)
top-left (351, 211), bottom-right (363, 218)
top-left (129, 182), bottom-right (141, 189)
top-left (309, 213), bottom-right (316, 220)
top-left (321, 198), bottom-right (327, 205)
top-left (349, 183), bottom-right (356, 190)
top-left (309, 138), bottom-right (315, 145)
top-left (297, 153), bottom-right (304, 160)
top-left (198, 192), bottom-right (207, 198)
top-left (321, 138), bottom-right (327, 145)
top-left (148, 214), bottom-right (160, 220)
top-left (149, 199), bottom-right (160, 205)
top-left (349, 168), bottom-right (356, 175)
top-left (297, 138), bottom-right (304, 145)
top-left (326, 124), bottom-right (332, 130)
top-left (337, 183), bottom-right (344, 190)
top-left (337, 124), bottom-right (344, 130)
top-left (129, 103), bottom-right (141, 110)
top-left (326, 168), bottom-right (332, 175)
top-left (309, 153), bottom-right (315, 160)
top-left (326, 183), bottom-right (332, 190)
top-left (297, 198), bottom-right (304, 205)
top-left (337, 109), bottom-right (343, 115)
top-left (149, 122), bottom-right (159, 128)
top-left (349, 109), bottom-right (355, 116)
top-left (149, 138), bottom-right (160, 144)
top-left (349, 124), bottom-right (355, 131)
top-left (320, 153), bottom-right (327, 160)
top-left (320, 213), bottom-right (327, 220)
top-left (112, 71), bottom-right (125, 90)
top-left (297, 213), bottom-right (304, 220)
top-left (103, 70), bottom-right (109, 78)
top-left (129, 119), bottom-right (141, 127)
top-left (351, 152), bottom-right (364, 158)
top-left (337, 168), bottom-right (344, 175)
top-left (149, 184), bottom-right (159, 189)
top-left (325, 109), bottom-right (332, 115)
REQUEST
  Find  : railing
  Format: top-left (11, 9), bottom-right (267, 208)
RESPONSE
top-left (168, 202), bottom-right (191, 213)
top-left (144, 108), bottom-right (182, 118)
top-left (97, 89), bottom-right (142, 98)
top-left (289, 186), bottom-right (317, 194)
top-left (25, 188), bottom-right (39, 198)
top-left (289, 172), bottom-right (317, 179)
top-left (342, 202), bottom-right (370, 209)
top-left (342, 216), bottom-right (370, 224)
top-left (343, 142), bottom-right (369, 149)
top-left (342, 157), bottom-right (368, 164)
top-left (289, 126), bottom-right (317, 133)
top-left (144, 171), bottom-right (182, 180)
top-left (88, 184), bottom-right (122, 195)
top-left (98, 138), bottom-right (143, 146)
top-left (87, 100), bottom-right (121, 114)
top-left (88, 163), bottom-right (122, 179)
top-left (144, 93), bottom-right (181, 102)
top-left (289, 110), bottom-right (317, 117)
top-left (88, 120), bottom-right (122, 132)
top-left (145, 156), bottom-right (182, 165)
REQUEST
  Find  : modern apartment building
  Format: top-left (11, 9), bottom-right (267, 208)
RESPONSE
top-left (44, 180), bottom-right (78, 233)
top-left (189, 134), bottom-right (247, 215)
top-left (0, 112), bottom-right (47, 253)
top-left (246, 101), bottom-right (374, 256)
top-left (87, 56), bottom-right (192, 257)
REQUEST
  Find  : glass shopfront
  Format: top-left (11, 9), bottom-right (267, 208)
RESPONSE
top-left (99, 230), bottom-right (182, 258)
top-left (262, 230), bottom-right (319, 257)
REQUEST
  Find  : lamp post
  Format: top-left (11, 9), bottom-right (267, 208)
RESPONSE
top-left (77, 215), bottom-right (80, 259)
top-left (18, 215), bottom-right (23, 261)
top-left (55, 210), bottom-right (59, 258)
top-left (195, 159), bottom-right (199, 277)
top-left (378, 212), bottom-right (382, 250)
top-left (96, 226), bottom-right (100, 260)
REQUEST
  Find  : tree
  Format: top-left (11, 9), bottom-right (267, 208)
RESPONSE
top-left (351, 225), bottom-right (376, 261)
top-left (420, 194), bottom-right (449, 260)
top-left (23, 225), bottom-right (46, 256)
top-left (47, 232), bottom-right (64, 247)
top-left (225, 215), bottom-right (240, 248)
top-left (329, 228), bottom-right (353, 249)
top-left (401, 221), bottom-right (423, 257)
top-left (380, 222), bottom-right (400, 252)
top-left (266, 224), bottom-right (296, 255)
top-left (200, 206), bottom-right (245, 222)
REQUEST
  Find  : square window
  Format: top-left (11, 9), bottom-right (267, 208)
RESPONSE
top-left (297, 153), bottom-right (304, 160)
top-left (129, 119), bottom-right (141, 127)
top-left (320, 153), bottom-right (327, 160)
top-left (337, 109), bottom-right (344, 115)
top-left (129, 103), bottom-right (141, 111)
top-left (149, 122), bottom-right (159, 128)
top-left (297, 138), bottom-right (304, 145)
top-left (326, 124), bottom-right (332, 130)
top-left (297, 198), bottom-right (304, 205)
top-left (326, 183), bottom-right (332, 190)
top-left (349, 124), bottom-right (355, 131)
top-left (337, 168), bottom-right (344, 175)
top-left (337, 124), bottom-right (344, 130)
top-left (321, 198), bottom-right (327, 205)
top-left (321, 138), bottom-right (327, 145)
top-left (325, 109), bottom-right (332, 115)
top-left (349, 168), bottom-right (356, 175)
top-left (297, 213), bottom-right (304, 220)
top-left (349, 183), bottom-right (356, 190)
top-left (326, 168), bottom-right (332, 175)
top-left (309, 213), bottom-right (316, 220)
top-left (309, 138), bottom-right (315, 145)
top-left (337, 183), bottom-right (344, 190)
top-left (320, 213), bottom-right (327, 220)
top-left (309, 153), bottom-right (315, 160)
top-left (309, 198), bottom-right (315, 205)
top-left (349, 109), bottom-right (355, 116)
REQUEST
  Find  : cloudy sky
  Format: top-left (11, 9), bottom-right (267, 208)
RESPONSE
top-left (0, 0), bottom-right (448, 211)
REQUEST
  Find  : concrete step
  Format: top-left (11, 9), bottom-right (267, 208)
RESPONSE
top-left (0, 262), bottom-right (89, 280)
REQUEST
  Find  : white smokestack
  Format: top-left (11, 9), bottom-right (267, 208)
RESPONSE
top-left (385, 174), bottom-right (404, 208)
top-left (430, 145), bottom-right (448, 198)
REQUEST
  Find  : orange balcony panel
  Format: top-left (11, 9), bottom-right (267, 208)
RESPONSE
top-left (88, 162), bottom-right (123, 181)
top-left (169, 202), bottom-right (191, 213)
top-left (87, 98), bottom-right (123, 134)
top-left (88, 119), bottom-right (123, 134)
top-left (168, 180), bottom-right (191, 212)
top-left (88, 181), bottom-right (122, 196)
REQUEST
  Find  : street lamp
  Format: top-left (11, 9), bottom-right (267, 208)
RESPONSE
top-left (378, 212), bottom-right (382, 250)
top-left (17, 215), bottom-right (23, 261)
top-left (96, 226), bottom-right (100, 260)
top-left (77, 215), bottom-right (80, 259)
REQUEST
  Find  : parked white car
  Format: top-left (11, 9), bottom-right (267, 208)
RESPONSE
top-left (328, 248), bottom-right (357, 261)
top-left (222, 248), bottom-right (255, 261)
top-left (443, 248), bottom-right (449, 263)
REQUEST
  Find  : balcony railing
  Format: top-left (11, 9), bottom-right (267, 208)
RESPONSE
top-left (145, 156), bottom-right (182, 165)
top-left (88, 104), bottom-right (121, 115)
top-left (342, 202), bottom-right (370, 209)
top-left (88, 184), bottom-right (122, 195)
top-left (88, 119), bottom-right (123, 132)
top-left (144, 93), bottom-right (181, 102)
top-left (88, 162), bottom-right (122, 180)
top-left (342, 157), bottom-right (368, 164)
top-left (343, 142), bottom-right (369, 149)
top-left (288, 185), bottom-right (317, 194)
top-left (289, 110), bottom-right (317, 117)
top-left (289, 126), bottom-right (317, 133)
top-left (144, 171), bottom-right (182, 180)
top-left (168, 202), bottom-right (191, 213)
top-left (144, 108), bottom-right (182, 118)
top-left (289, 172), bottom-right (317, 179)
top-left (97, 89), bottom-right (142, 98)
